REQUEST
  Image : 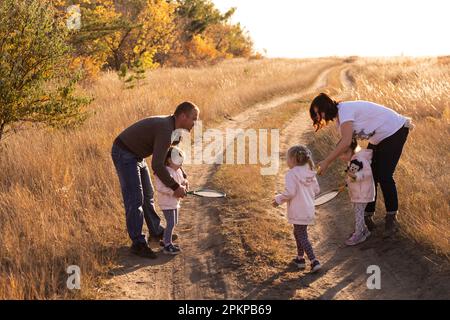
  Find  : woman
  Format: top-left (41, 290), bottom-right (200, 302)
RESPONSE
top-left (309, 93), bottom-right (413, 236)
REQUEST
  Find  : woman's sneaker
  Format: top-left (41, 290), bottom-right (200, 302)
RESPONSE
top-left (163, 244), bottom-right (181, 255)
top-left (291, 257), bottom-right (306, 269)
top-left (384, 214), bottom-right (399, 238)
top-left (345, 230), bottom-right (370, 246)
top-left (310, 260), bottom-right (322, 273)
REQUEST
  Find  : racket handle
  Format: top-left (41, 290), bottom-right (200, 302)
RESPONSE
top-left (316, 165), bottom-right (322, 176)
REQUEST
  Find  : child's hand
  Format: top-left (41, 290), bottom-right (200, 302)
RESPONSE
top-left (347, 172), bottom-right (357, 182)
top-left (272, 199), bottom-right (279, 208)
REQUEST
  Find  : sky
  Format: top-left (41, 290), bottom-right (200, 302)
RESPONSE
top-left (212, 0), bottom-right (450, 58)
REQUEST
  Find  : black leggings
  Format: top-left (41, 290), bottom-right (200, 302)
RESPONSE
top-left (365, 126), bottom-right (409, 215)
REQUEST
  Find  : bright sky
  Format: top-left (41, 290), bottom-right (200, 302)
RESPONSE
top-left (212, 0), bottom-right (450, 58)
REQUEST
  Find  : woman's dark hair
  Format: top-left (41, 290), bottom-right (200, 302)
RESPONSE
top-left (309, 93), bottom-right (339, 131)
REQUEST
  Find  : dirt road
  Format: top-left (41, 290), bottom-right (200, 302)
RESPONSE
top-left (99, 65), bottom-right (449, 300)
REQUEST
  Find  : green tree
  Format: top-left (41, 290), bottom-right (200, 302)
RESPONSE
top-left (60, 0), bottom-right (131, 78)
top-left (0, 0), bottom-right (90, 141)
top-left (174, 0), bottom-right (235, 41)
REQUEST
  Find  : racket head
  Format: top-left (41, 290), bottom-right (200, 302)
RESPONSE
top-left (187, 189), bottom-right (226, 198)
top-left (314, 189), bottom-right (341, 206)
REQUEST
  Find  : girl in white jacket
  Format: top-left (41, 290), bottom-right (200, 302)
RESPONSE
top-left (273, 145), bottom-right (321, 273)
top-left (339, 139), bottom-right (375, 246)
top-left (154, 146), bottom-right (188, 255)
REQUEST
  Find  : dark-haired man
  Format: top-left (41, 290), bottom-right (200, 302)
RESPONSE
top-left (111, 102), bottom-right (199, 258)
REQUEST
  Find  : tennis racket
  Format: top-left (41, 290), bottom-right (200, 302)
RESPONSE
top-left (186, 189), bottom-right (226, 198)
top-left (314, 185), bottom-right (346, 206)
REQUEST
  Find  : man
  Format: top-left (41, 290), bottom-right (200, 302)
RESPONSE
top-left (111, 101), bottom-right (199, 258)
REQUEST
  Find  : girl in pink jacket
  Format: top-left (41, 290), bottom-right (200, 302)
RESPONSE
top-left (273, 145), bottom-right (321, 273)
top-left (339, 139), bottom-right (375, 246)
top-left (154, 146), bottom-right (188, 255)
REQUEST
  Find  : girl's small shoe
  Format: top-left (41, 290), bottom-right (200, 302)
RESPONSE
top-left (345, 230), bottom-right (370, 246)
top-left (292, 257), bottom-right (306, 269)
top-left (310, 260), bottom-right (321, 273)
top-left (163, 244), bottom-right (181, 255)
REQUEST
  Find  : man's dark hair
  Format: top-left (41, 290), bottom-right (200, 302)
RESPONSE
top-left (174, 101), bottom-right (198, 117)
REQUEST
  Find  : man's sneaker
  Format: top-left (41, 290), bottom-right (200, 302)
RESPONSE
top-left (163, 244), bottom-right (181, 255)
top-left (130, 243), bottom-right (157, 259)
top-left (384, 214), bottom-right (399, 238)
top-left (364, 215), bottom-right (376, 231)
top-left (291, 257), bottom-right (306, 269)
top-left (310, 260), bottom-right (322, 273)
top-left (345, 230), bottom-right (370, 246)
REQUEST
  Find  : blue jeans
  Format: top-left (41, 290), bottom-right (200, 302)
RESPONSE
top-left (111, 143), bottom-right (164, 245)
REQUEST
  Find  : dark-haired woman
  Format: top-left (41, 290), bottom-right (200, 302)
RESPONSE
top-left (309, 93), bottom-right (413, 236)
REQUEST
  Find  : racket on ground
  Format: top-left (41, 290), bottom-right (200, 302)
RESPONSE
top-left (314, 185), bottom-right (346, 206)
top-left (187, 189), bottom-right (226, 198)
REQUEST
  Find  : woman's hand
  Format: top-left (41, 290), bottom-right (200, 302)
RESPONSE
top-left (317, 160), bottom-right (330, 175)
top-left (347, 171), bottom-right (357, 181)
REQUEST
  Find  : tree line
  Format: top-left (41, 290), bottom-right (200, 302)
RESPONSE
top-left (0, 0), bottom-right (255, 141)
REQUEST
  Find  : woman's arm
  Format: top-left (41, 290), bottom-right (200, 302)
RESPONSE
top-left (318, 121), bottom-right (354, 174)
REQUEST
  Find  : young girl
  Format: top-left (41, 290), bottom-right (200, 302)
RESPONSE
top-left (154, 146), bottom-right (188, 255)
top-left (338, 139), bottom-right (375, 246)
top-left (273, 145), bottom-right (321, 273)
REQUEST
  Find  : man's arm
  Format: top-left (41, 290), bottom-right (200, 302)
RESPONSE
top-left (318, 121), bottom-right (353, 174)
top-left (180, 166), bottom-right (187, 179)
top-left (152, 132), bottom-right (179, 191)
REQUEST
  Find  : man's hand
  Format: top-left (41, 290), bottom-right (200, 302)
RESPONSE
top-left (174, 185), bottom-right (187, 198)
top-left (272, 199), bottom-right (279, 208)
top-left (182, 179), bottom-right (189, 191)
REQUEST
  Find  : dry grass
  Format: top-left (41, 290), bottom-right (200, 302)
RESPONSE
top-left (0, 58), bottom-right (339, 299)
top-left (345, 57), bottom-right (450, 256)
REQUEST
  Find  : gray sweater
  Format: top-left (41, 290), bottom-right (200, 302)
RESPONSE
top-left (114, 115), bottom-right (181, 190)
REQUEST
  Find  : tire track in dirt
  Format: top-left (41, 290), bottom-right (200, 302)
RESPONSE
top-left (98, 64), bottom-right (341, 299)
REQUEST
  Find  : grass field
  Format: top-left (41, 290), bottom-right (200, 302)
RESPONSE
top-left (0, 56), bottom-right (448, 299)
top-left (0, 58), bottom-right (339, 299)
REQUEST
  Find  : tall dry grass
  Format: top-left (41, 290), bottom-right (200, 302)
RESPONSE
top-left (345, 57), bottom-right (450, 256)
top-left (0, 58), bottom-right (339, 299)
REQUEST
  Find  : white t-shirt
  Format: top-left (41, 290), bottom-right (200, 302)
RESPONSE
top-left (336, 100), bottom-right (407, 145)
